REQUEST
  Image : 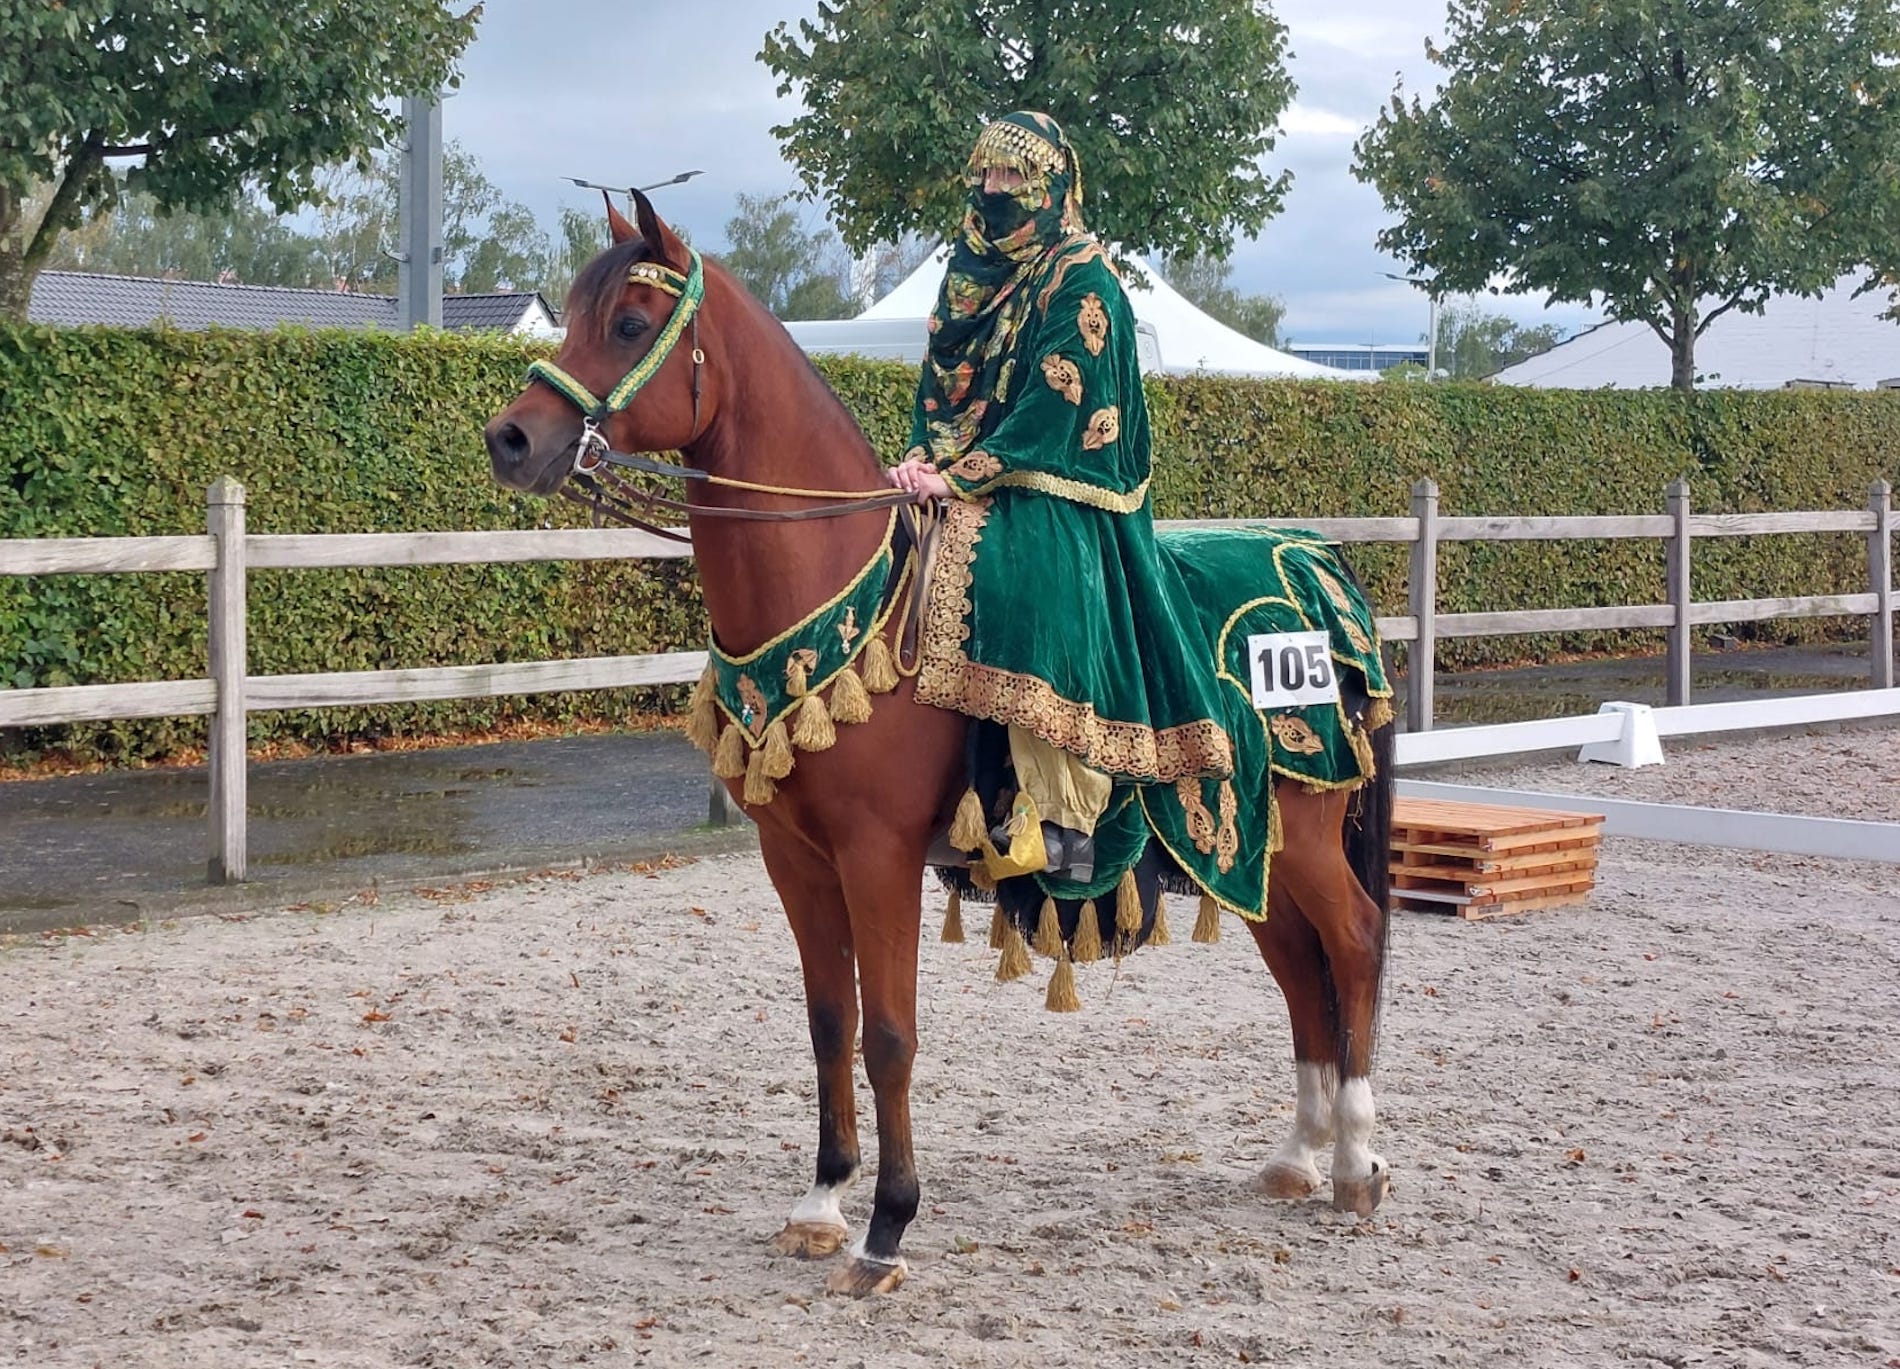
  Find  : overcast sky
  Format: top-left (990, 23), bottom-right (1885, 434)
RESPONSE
top-left (445, 0), bottom-right (1601, 347)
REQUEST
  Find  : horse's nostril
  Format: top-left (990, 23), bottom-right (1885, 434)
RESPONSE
top-left (485, 419), bottom-right (531, 466)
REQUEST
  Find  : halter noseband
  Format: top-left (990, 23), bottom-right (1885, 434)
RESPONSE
top-left (525, 246), bottom-right (707, 472)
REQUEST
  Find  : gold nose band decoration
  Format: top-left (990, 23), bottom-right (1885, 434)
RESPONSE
top-left (627, 261), bottom-right (688, 297)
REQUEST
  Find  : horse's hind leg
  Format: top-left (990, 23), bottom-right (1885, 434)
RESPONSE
top-left (1246, 887), bottom-right (1338, 1200)
top-left (759, 831), bottom-right (861, 1260)
top-left (1273, 783), bottom-right (1391, 1217)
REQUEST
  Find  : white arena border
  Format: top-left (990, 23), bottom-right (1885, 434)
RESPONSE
top-left (1390, 687), bottom-right (1900, 865)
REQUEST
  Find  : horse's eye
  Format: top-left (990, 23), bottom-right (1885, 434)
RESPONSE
top-left (616, 316), bottom-right (647, 342)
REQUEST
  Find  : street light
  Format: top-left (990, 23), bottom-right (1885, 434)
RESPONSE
top-left (1383, 271), bottom-right (1440, 379)
top-left (565, 170), bottom-right (705, 212)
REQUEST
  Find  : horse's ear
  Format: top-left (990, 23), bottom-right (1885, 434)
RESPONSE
top-left (629, 187), bottom-right (689, 273)
top-left (603, 191), bottom-right (638, 246)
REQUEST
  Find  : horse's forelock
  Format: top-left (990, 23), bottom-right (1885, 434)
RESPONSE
top-left (568, 238), bottom-right (656, 342)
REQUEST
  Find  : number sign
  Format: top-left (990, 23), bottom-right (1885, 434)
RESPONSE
top-left (1247, 631), bottom-right (1340, 709)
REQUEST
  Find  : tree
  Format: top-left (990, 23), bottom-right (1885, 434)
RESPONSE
top-left (1430, 302), bottom-right (1565, 380)
top-left (760, 0), bottom-right (1295, 260)
top-left (1353, 0), bottom-right (1900, 391)
top-left (0, 0), bottom-right (479, 321)
top-left (43, 181), bottom-right (331, 287)
top-left (719, 192), bottom-right (855, 319)
top-left (1159, 254), bottom-right (1286, 347)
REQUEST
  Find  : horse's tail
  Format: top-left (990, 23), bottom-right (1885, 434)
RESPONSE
top-left (1346, 713), bottom-right (1393, 927)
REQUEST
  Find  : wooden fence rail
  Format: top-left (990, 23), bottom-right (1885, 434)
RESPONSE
top-left (1, 477), bottom-right (1893, 884)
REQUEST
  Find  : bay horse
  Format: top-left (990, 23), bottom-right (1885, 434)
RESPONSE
top-left (482, 192), bottom-right (1394, 1297)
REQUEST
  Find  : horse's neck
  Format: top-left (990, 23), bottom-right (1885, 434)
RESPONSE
top-left (685, 298), bottom-right (895, 656)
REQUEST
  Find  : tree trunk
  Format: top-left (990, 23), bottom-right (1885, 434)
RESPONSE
top-left (1669, 301), bottom-right (1697, 392)
top-left (0, 189), bottom-right (28, 324)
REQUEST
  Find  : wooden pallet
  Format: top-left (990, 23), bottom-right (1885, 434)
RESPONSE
top-left (1389, 796), bottom-right (1604, 919)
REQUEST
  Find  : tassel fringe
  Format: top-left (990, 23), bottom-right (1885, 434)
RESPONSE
top-left (941, 888), bottom-right (965, 943)
top-left (995, 925), bottom-right (1032, 983)
top-left (949, 789), bottom-right (987, 852)
top-left (792, 692), bottom-right (836, 752)
top-left (829, 665), bottom-right (873, 724)
top-left (859, 636), bottom-right (899, 693)
top-left (711, 723), bottom-right (747, 780)
top-left (686, 669), bottom-right (720, 753)
top-left (743, 745), bottom-right (778, 805)
top-left (1192, 892), bottom-right (1222, 943)
top-left (784, 656), bottom-right (809, 698)
top-left (760, 719), bottom-right (795, 781)
top-left (1071, 900), bottom-right (1103, 963)
top-left (1115, 871), bottom-right (1142, 936)
top-left (987, 904), bottom-right (1007, 950)
top-left (1044, 948), bottom-right (1081, 1012)
top-left (1033, 896), bottom-right (1062, 959)
top-left (1149, 891), bottom-right (1172, 947)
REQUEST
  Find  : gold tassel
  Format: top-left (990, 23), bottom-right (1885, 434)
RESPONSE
top-left (1367, 696), bottom-right (1396, 733)
top-left (686, 668), bottom-right (720, 753)
top-left (949, 788), bottom-right (987, 852)
top-left (987, 904), bottom-right (1008, 949)
top-left (784, 655), bottom-right (809, 698)
top-left (712, 723), bottom-right (747, 780)
top-left (791, 692), bottom-right (836, 752)
top-left (829, 665), bottom-right (873, 725)
top-left (859, 636), bottom-right (899, 693)
top-left (1192, 892), bottom-right (1222, 943)
top-left (941, 888), bottom-right (965, 943)
top-left (995, 925), bottom-right (1032, 983)
top-left (1267, 793), bottom-right (1285, 856)
top-left (1033, 896), bottom-right (1062, 959)
top-left (1071, 900), bottom-right (1104, 963)
top-left (1149, 891), bottom-right (1172, 947)
top-left (743, 746), bottom-right (777, 805)
top-left (1044, 947), bottom-right (1081, 1013)
top-left (1115, 870), bottom-right (1141, 935)
top-left (760, 719), bottom-right (795, 780)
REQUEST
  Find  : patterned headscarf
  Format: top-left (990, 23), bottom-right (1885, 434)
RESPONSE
top-left (915, 111), bottom-right (1089, 464)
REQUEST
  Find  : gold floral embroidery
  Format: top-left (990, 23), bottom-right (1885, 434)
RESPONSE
top-left (1177, 778), bottom-right (1217, 855)
top-left (1040, 353), bottom-right (1082, 405)
top-left (1269, 713), bottom-right (1325, 755)
top-left (1080, 406), bottom-right (1120, 451)
top-left (837, 607), bottom-right (860, 650)
top-left (737, 674), bottom-right (769, 738)
top-left (1077, 292), bottom-right (1109, 356)
top-left (1215, 780), bottom-right (1239, 873)
top-left (914, 500), bottom-right (1234, 782)
top-left (1035, 237), bottom-right (1111, 313)
top-left (946, 450), bottom-right (1004, 483)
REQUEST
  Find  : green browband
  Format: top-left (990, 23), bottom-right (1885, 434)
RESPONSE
top-left (527, 248), bottom-right (704, 420)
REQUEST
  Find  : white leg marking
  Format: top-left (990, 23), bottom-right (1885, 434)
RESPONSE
top-left (1267, 1061), bottom-right (1337, 1180)
top-left (788, 1175), bottom-right (854, 1230)
top-left (1331, 1076), bottom-right (1383, 1183)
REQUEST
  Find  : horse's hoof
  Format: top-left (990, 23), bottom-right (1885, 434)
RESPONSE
top-left (1255, 1161), bottom-right (1323, 1200)
top-left (824, 1255), bottom-right (908, 1297)
top-left (1331, 1161), bottom-right (1389, 1217)
top-left (771, 1221), bottom-right (848, 1259)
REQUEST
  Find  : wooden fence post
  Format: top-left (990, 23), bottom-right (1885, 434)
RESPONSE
top-left (1666, 478), bottom-right (1692, 707)
top-left (1872, 479), bottom-right (1894, 690)
top-left (1407, 477), bottom-right (1439, 732)
top-left (207, 478), bottom-right (248, 884)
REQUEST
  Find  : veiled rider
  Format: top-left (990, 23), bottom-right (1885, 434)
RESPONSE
top-left (888, 110), bottom-right (1240, 882)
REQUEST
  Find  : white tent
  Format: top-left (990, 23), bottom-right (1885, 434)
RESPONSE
top-left (1490, 276), bottom-right (1900, 390)
top-left (844, 247), bottom-right (1363, 381)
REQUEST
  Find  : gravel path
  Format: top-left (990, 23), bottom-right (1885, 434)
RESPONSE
top-left (3, 731), bottom-right (1896, 1368)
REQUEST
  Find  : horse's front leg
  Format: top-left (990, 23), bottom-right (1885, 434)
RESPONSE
top-left (823, 842), bottom-right (924, 1296)
top-left (758, 829), bottom-right (861, 1260)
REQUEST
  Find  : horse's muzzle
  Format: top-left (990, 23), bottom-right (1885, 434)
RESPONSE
top-left (484, 416), bottom-right (570, 496)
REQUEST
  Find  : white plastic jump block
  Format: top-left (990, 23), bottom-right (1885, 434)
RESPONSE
top-left (1576, 701), bottom-right (1666, 769)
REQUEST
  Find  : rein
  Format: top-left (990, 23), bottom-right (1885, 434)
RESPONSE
top-left (526, 245), bottom-right (917, 538)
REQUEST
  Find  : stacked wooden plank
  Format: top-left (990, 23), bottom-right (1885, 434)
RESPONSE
top-left (1389, 796), bottom-right (1604, 919)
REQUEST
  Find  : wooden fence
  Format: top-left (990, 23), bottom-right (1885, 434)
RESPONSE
top-left (1, 476), bottom-right (1893, 884)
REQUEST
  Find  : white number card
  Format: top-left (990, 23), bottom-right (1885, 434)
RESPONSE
top-left (1247, 630), bottom-right (1340, 709)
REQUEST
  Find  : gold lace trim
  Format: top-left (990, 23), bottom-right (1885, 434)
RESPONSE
top-left (993, 471), bottom-right (1147, 512)
top-left (915, 498), bottom-right (1232, 782)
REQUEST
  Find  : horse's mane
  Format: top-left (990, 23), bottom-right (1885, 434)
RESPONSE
top-left (567, 238), bottom-right (657, 343)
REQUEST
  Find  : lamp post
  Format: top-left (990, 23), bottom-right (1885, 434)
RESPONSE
top-left (1384, 271), bottom-right (1440, 378)
top-left (565, 170), bottom-right (705, 212)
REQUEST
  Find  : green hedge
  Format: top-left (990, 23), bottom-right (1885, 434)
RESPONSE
top-left (2, 324), bottom-right (1896, 762)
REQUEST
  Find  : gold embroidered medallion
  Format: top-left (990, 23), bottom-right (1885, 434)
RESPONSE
top-left (1077, 292), bottom-right (1109, 356)
top-left (1081, 406), bottom-right (1121, 451)
top-left (947, 450), bottom-right (1004, 482)
top-left (1269, 713), bottom-right (1325, 755)
top-left (1040, 353), bottom-right (1082, 405)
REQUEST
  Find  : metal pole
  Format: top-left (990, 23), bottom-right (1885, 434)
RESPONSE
top-left (1871, 479), bottom-right (1894, 689)
top-left (1427, 294), bottom-right (1439, 379)
top-left (397, 94), bottom-right (444, 330)
top-left (1666, 478), bottom-right (1692, 707)
top-left (1407, 477), bottom-right (1440, 731)
top-left (207, 478), bottom-right (248, 884)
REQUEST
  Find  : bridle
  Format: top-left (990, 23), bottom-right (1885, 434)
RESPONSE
top-left (523, 246), bottom-right (917, 543)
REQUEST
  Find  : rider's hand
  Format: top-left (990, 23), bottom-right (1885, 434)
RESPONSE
top-left (887, 457), bottom-right (952, 503)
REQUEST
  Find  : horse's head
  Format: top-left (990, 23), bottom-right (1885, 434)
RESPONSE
top-left (484, 191), bottom-right (705, 496)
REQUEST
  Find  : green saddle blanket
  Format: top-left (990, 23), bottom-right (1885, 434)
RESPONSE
top-left (1039, 526), bottom-right (1392, 919)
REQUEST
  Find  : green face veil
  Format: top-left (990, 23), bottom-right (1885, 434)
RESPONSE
top-left (915, 111), bottom-right (1088, 466)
